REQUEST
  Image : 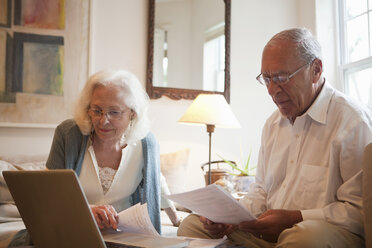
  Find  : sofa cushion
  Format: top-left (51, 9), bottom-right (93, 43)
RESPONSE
top-left (0, 160), bottom-right (19, 205)
top-left (0, 158), bottom-right (47, 221)
top-left (160, 149), bottom-right (189, 194)
top-left (0, 154), bottom-right (47, 169)
top-left (0, 221), bottom-right (25, 248)
top-left (160, 149), bottom-right (190, 211)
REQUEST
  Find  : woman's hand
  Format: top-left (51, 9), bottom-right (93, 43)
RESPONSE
top-left (200, 216), bottom-right (237, 238)
top-left (90, 204), bottom-right (119, 230)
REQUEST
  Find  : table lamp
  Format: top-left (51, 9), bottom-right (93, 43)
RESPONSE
top-left (178, 94), bottom-right (241, 185)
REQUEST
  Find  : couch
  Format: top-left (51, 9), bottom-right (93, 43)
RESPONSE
top-left (0, 148), bottom-right (201, 248)
top-left (0, 155), bottom-right (46, 247)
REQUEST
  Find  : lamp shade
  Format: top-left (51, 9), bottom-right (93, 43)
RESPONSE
top-left (178, 94), bottom-right (241, 128)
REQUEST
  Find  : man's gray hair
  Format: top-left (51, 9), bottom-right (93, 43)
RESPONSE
top-left (267, 27), bottom-right (322, 64)
top-left (74, 69), bottom-right (150, 145)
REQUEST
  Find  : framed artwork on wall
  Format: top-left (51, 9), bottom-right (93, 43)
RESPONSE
top-left (13, 32), bottom-right (64, 95)
top-left (0, 0), bottom-right (11, 28)
top-left (14, 0), bottom-right (65, 29)
top-left (0, 0), bottom-right (90, 128)
top-left (0, 31), bottom-right (6, 92)
top-left (0, 30), bottom-right (15, 103)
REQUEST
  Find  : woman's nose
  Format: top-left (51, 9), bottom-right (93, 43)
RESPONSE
top-left (99, 113), bottom-right (110, 124)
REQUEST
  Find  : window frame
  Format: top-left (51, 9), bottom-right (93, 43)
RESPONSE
top-left (337, 0), bottom-right (372, 97)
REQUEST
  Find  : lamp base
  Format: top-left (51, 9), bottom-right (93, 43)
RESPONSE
top-left (206, 124), bottom-right (215, 185)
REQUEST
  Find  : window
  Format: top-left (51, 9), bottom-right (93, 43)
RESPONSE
top-left (338, 0), bottom-right (372, 109)
top-left (203, 23), bottom-right (225, 92)
top-left (153, 28), bottom-right (168, 87)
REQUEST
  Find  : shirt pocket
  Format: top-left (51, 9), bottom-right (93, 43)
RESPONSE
top-left (296, 164), bottom-right (329, 208)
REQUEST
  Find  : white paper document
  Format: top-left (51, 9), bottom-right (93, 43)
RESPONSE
top-left (116, 203), bottom-right (160, 236)
top-left (104, 232), bottom-right (189, 248)
top-left (165, 184), bottom-right (256, 224)
top-left (103, 203), bottom-right (226, 248)
top-left (179, 236), bottom-right (227, 248)
top-left (104, 232), bottom-right (226, 248)
top-left (104, 203), bottom-right (189, 247)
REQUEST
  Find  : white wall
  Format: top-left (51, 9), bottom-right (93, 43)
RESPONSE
top-left (315, 0), bottom-right (338, 88)
top-left (0, 0), bottom-right (334, 189)
top-left (0, 127), bottom-right (55, 157)
top-left (89, 0), bottom-right (148, 79)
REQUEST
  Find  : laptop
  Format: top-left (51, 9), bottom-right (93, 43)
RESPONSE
top-left (3, 170), bottom-right (188, 248)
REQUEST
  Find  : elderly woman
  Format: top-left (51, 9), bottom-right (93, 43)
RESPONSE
top-left (46, 69), bottom-right (161, 232)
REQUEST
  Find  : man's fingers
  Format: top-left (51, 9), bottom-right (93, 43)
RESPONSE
top-left (199, 216), bottom-right (210, 224)
top-left (225, 224), bottom-right (238, 235)
top-left (240, 219), bottom-right (269, 230)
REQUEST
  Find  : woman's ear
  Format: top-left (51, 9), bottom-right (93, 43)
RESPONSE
top-left (130, 110), bottom-right (136, 120)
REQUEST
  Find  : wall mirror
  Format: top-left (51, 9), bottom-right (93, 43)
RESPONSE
top-left (146, 0), bottom-right (231, 102)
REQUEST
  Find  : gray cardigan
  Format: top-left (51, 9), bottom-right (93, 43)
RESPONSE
top-left (46, 119), bottom-right (161, 233)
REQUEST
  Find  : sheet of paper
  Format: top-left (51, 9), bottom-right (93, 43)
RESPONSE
top-left (116, 203), bottom-right (160, 236)
top-left (179, 236), bottom-right (227, 248)
top-left (103, 232), bottom-right (189, 248)
top-left (165, 184), bottom-right (256, 224)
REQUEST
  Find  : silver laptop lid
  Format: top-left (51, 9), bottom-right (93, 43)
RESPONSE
top-left (3, 169), bottom-right (106, 248)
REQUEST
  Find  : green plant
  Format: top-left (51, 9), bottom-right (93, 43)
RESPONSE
top-left (218, 147), bottom-right (256, 176)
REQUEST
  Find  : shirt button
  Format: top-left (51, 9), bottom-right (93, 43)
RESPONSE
top-left (290, 160), bottom-right (294, 164)
top-left (296, 134), bottom-right (299, 138)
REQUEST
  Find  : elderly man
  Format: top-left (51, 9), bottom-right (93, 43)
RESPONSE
top-left (177, 28), bottom-right (372, 248)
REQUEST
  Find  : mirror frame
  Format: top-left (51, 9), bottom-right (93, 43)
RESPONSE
top-left (146, 0), bottom-right (231, 102)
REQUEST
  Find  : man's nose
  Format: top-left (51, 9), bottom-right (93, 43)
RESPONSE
top-left (267, 80), bottom-right (281, 96)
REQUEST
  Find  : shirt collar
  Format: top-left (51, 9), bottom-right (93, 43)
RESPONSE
top-left (305, 81), bottom-right (334, 125)
top-left (278, 81), bottom-right (334, 125)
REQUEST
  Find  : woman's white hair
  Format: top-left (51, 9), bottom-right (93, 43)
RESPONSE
top-left (266, 27), bottom-right (322, 64)
top-left (74, 69), bottom-right (150, 145)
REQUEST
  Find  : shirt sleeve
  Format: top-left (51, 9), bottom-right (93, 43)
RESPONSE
top-left (239, 125), bottom-right (268, 217)
top-left (46, 123), bottom-right (67, 170)
top-left (160, 172), bottom-right (175, 209)
top-left (302, 121), bottom-right (372, 236)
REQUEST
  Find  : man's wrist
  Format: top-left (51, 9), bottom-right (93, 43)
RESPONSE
top-left (287, 210), bottom-right (303, 226)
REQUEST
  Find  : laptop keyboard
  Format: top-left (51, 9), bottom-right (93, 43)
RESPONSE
top-left (105, 241), bottom-right (143, 248)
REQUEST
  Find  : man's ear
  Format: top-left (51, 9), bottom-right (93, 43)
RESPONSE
top-left (311, 58), bottom-right (323, 83)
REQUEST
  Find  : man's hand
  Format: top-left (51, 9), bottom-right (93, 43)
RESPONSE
top-left (238, 209), bottom-right (302, 242)
top-left (200, 216), bottom-right (238, 238)
top-left (90, 204), bottom-right (119, 230)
